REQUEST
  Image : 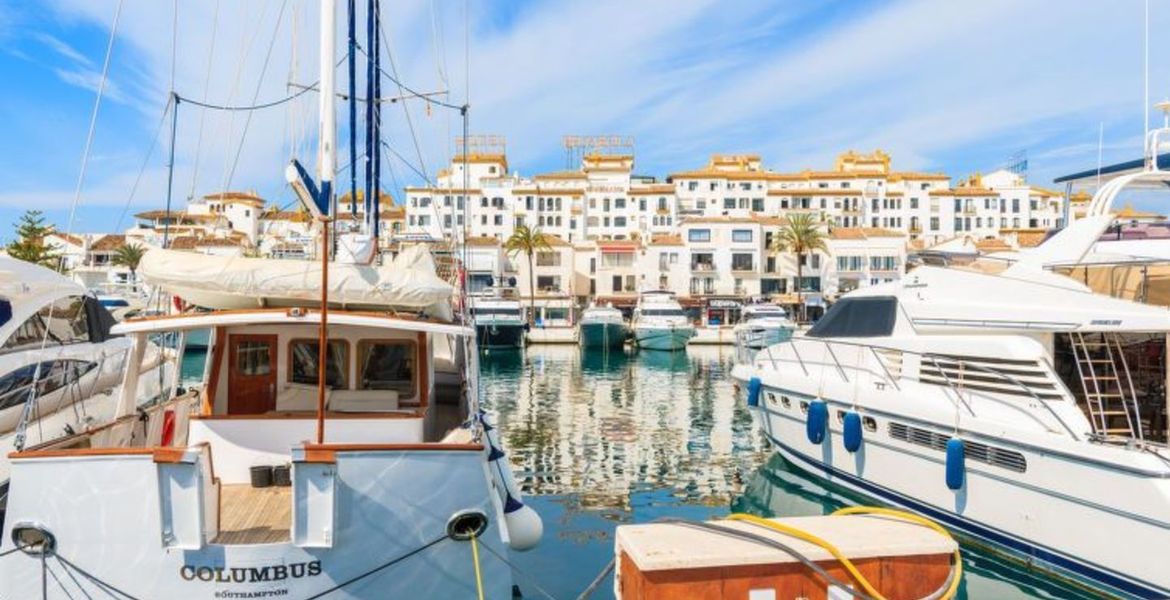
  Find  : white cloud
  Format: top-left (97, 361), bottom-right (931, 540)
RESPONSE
top-left (17, 0), bottom-right (1170, 227)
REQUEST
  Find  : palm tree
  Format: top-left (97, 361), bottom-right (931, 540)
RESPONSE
top-left (771, 213), bottom-right (829, 322)
top-left (504, 225), bottom-right (551, 324)
top-left (112, 243), bottom-right (147, 283)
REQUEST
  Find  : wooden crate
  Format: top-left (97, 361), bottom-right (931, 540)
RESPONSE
top-left (615, 515), bottom-right (956, 600)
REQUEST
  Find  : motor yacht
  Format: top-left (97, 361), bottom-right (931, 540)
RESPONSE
top-left (470, 292), bottom-right (526, 349)
top-left (578, 303), bottom-right (627, 350)
top-left (632, 290), bottom-right (694, 351)
top-left (732, 137), bottom-right (1170, 597)
top-left (733, 302), bottom-right (795, 349)
top-left (0, 257), bottom-right (169, 490)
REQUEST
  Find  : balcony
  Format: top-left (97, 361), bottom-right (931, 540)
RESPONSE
top-left (691, 262), bottom-right (716, 273)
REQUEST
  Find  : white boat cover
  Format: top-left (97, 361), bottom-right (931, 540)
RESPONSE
top-left (140, 245), bottom-right (453, 319)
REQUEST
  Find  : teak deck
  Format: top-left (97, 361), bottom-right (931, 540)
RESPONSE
top-left (214, 484), bottom-right (292, 545)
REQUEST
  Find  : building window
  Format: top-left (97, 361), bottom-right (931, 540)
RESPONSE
top-left (731, 229), bottom-right (752, 243)
top-left (752, 198), bottom-right (764, 212)
top-left (536, 252), bottom-right (561, 267)
top-left (724, 198), bottom-right (736, 210)
top-left (536, 275), bottom-right (560, 291)
top-left (688, 229), bottom-right (711, 243)
top-left (731, 253), bottom-right (754, 271)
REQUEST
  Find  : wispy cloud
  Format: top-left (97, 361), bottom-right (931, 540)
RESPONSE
top-left (3, 0), bottom-right (1169, 233)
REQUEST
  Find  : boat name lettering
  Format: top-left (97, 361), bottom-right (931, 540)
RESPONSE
top-left (179, 561), bottom-right (322, 584)
top-left (1089, 319), bottom-right (1122, 326)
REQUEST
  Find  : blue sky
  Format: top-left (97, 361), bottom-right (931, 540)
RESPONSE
top-left (0, 0), bottom-right (1168, 242)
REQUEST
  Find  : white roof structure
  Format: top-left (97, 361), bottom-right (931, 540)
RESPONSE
top-left (113, 309), bottom-right (473, 337)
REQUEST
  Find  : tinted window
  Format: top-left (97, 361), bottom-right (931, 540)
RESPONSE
top-left (472, 308), bottom-right (521, 317)
top-left (289, 339), bottom-right (348, 389)
top-left (642, 308), bottom-right (687, 317)
top-left (1, 296), bottom-right (91, 354)
top-left (358, 341), bottom-right (415, 396)
top-left (806, 296), bottom-right (898, 338)
top-left (0, 360), bottom-right (97, 410)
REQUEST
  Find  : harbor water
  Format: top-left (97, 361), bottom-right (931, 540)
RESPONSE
top-left (483, 345), bottom-right (1097, 600)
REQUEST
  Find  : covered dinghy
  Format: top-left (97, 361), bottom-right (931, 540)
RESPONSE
top-left (140, 244), bottom-right (453, 319)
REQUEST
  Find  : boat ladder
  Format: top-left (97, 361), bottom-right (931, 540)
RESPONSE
top-left (1068, 332), bottom-right (1144, 441)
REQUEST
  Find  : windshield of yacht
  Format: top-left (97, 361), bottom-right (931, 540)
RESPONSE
top-left (747, 309), bottom-right (785, 320)
top-left (641, 308), bottom-right (687, 317)
top-left (472, 307), bottom-right (522, 317)
top-left (806, 296), bottom-right (897, 338)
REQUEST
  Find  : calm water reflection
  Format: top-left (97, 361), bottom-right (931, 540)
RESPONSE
top-left (485, 345), bottom-right (1094, 600)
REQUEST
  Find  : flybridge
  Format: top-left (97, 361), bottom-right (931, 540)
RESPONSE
top-left (1054, 152), bottom-right (1170, 186)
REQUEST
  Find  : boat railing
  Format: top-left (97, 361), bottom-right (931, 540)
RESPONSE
top-left (741, 333), bottom-right (1082, 440)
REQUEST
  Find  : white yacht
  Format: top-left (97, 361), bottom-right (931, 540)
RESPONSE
top-left (733, 302), bottom-right (795, 349)
top-left (0, 257), bottom-right (169, 489)
top-left (732, 139), bottom-right (1170, 597)
top-left (632, 290), bottom-right (694, 351)
top-left (578, 303), bottom-right (627, 350)
top-left (470, 292), bottom-right (526, 349)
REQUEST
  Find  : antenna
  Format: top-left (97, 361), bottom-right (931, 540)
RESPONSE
top-left (1004, 150), bottom-right (1028, 181)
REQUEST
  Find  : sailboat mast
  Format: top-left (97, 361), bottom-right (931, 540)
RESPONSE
top-left (316, 0), bottom-right (337, 445)
top-left (347, 0), bottom-right (357, 215)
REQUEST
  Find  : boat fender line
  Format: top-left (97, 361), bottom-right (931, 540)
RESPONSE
top-left (945, 438), bottom-right (965, 491)
top-left (479, 411), bottom-right (544, 551)
top-left (806, 400), bottom-right (828, 444)
top-left (747, 377), bottom-right (762, 407)
top-left (843, 411), bottom-right (863, 452)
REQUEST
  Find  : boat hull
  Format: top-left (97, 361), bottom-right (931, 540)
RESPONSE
top-left (634, 326), bottom-right (694, 351)
top-left (0, 446), bottom-right (515, 598)
top-left (476, 323), bottom-right (525, 348)
top-left (743, 385), bottom-right (1170, 599)
top-left (579, 322), bottom-right (627, 349)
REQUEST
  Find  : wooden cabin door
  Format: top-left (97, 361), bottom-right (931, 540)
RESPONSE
top-left (228, 334), bottom-right (278, 415)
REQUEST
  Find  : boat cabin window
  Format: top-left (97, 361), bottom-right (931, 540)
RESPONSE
top-left (0, 360), bottom-right (96, 410)
top-left (235, 340), bottom-right (273, 376)
top-left (641, 308), bottom-right (686, 317)
top-left (1, 296), bottom-right (91, 354)
top-left (288, 339), bottom-right (349, 389)
top-left (358, 340), bottom-right (416, 396)
top-left (806, 296), bottom-right (897, 338)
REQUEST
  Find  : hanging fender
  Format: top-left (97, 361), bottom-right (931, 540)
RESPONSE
top-left (842, 411), bottom-right (862, 453)
top-left (946, 437), bottom-right (965, 491)
top-left (747, 377), bottom-right (762, 407)
top-left (806, 401), bottom-right (828, 444)
top-left (480, 412), bottom-right (544, 551)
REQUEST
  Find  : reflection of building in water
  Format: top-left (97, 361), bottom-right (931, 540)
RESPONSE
top-left (481, 345), bottom-right (768, 509)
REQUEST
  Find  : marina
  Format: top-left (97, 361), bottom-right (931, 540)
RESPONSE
top-left (2, 0), bottom-right (1170, 597)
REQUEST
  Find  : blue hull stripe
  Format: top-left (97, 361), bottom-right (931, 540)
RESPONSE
top-left (764, 432), bottom-right (1167, 599)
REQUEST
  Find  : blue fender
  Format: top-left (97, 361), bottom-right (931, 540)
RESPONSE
top-left (946, 437), bottom-right (965, 490)
top-left (807, 401), bottom-right (828, 444)
top-left (843, 412), bottom-right (862, 452)
top-left (747, 377), bottom-right (762, 407)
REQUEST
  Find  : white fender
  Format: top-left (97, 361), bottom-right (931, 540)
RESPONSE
top-left (480, 412), bottom-right (543, 551)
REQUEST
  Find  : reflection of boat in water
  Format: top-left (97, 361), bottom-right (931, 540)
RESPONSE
top-left (635, 347), bottom-right (690, 372)
top-left (579, 347), bottom-right (631, 375)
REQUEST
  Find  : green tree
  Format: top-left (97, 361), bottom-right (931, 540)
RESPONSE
top-left (504, 225), bottom-right (551, 324)
top-left (6, 210), bottom-right (60, 268)
top-left (112, 243), bottom-right (147, 281)
top-left (771, 213), bottom-right (829, 321)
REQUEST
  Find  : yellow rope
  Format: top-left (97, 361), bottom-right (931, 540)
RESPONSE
top-left (470, 533), bottom-right (485, 600)
top-left (727, 507), bottom-right (962, 600)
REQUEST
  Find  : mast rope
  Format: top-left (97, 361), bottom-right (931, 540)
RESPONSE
top-left (221, 0), bottom-right (290, 193)
top-left (13, 0), bottom-right (123, 453)
top-left (186, 0), bottom-right (222, 200)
